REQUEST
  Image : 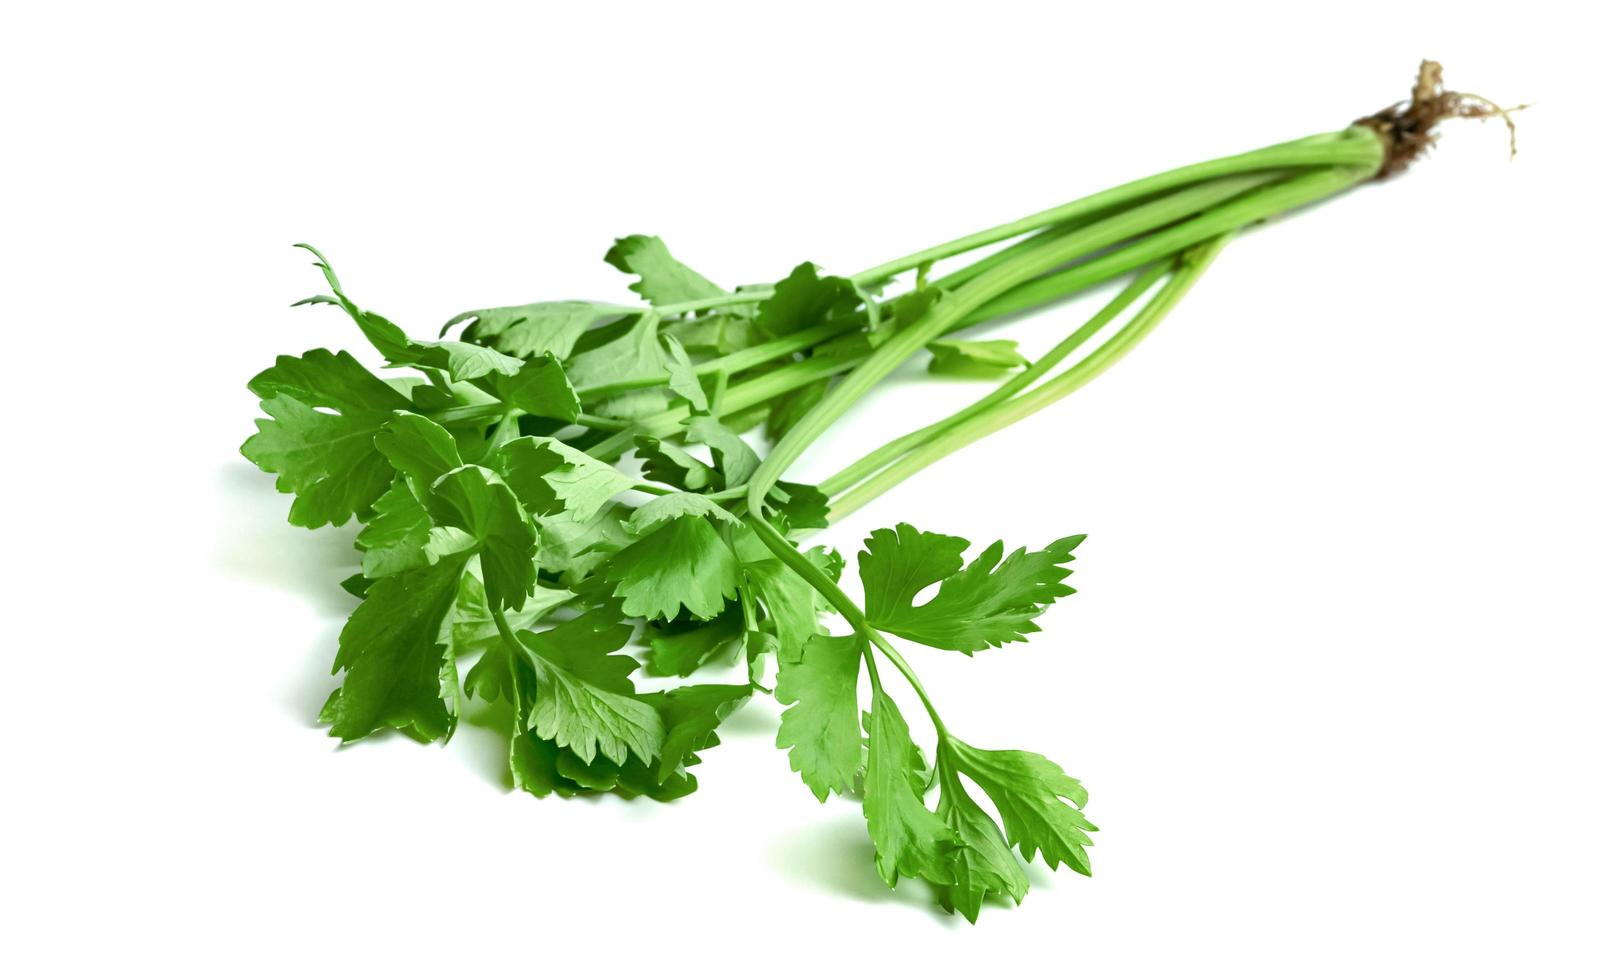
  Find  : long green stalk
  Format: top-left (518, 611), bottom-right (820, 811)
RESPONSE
top-left (572, 129), bottom-right (1381, 409)
top-left (445, 154), bottom-right (1376, 465)
top-left (574, 169), bottom-right (1287, 403)
top-left (816, 261), bottom-right (1172, 498)
top-left (580, 159), bottom-right (1379, 468)
top-left (724, 131), bottom-right (1382, 711)
top-left (581, 175), bottom-right (1264, 459)
top-left (828, 234), bottom-right (1231, 521)
top-left (743, 514), bottom-right (946, 730)
top-left (846, 128), bottom-right (1380, 285)
top-left (746, 161), bottom-right (1375, 516)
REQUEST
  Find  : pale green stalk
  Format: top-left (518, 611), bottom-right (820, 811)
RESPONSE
top-left (828, 234), bottom-right (1231, 521)
top-left (816, 262), bottom-right (1171, 498)
top-left (746, 163), bottom-right (1374, 516)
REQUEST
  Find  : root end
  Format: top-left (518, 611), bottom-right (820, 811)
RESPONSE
top-left (1354, 60), bottom-right (1526, 179)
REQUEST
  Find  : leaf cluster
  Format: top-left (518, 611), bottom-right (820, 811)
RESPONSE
top-left (245, 238), bottom-right (1093, 918)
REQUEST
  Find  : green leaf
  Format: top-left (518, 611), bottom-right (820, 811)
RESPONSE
top-left (426, 466), bottom-right (537, 612)
top-left (645, 606), bottom-right (744, 676)
top-left (770, 481), bottom-right (830, 533)
top-left (324, 557), bottom-right (469, 742)
top-left (413, 339), bottom-right (527, 383)
top-left (290, 245), bottom-right (414, 359)
top-left (493, 436), bottom-right (635, 520)
top-left (566, 312), bottom-right (667, 418)
top-left (509, 725), bottom-right (571, 797)
top-left (555, 748), bottom-right (625, 791)
top-left (489, 353), bottom-right (581, 421)
top-left (242, 393), bottom-right (400, 529)
top-left (515, 719), bottom-right (714, 802)
top-left (614, 761), bottom-right (701, 803)
top-left (936, 761), bottom-right (1030, 922)
top-left (662, 337), bottom-right (708, 412)
top-left (754, 262), bottom-right (860, 338)
top-left (605, 515), bottom-right (742, 621)
top-left (534, 502), bottom-right (636, 583)
top-left (243, 348), bottom-right (411, 527)
top-left (355, 479), bottom-right (475, 578)
top-left (456, 571), bottom-right (573, 704)
top-left (859, 524), bottom-right (1085, 653)
top-left (775, 634), bottom-right (863, 801)
top-left (684, 416), bottom-right (759, 488)
top-left (887, 284), bottom-right (946, 329)
top-left (293, 246), bottom-right (535, 383)
top-left (945, 738), bottom-right (1096, 874)
top-left (604, 235), bottom-right (725, 308)
top-left (506, 655), bottom-right (585, 798)
top-left (488, 437), bottom-right (565, 515)
top-left (355, 481), bottom-right (431, 576)
top-left (498, 610), bottom-right (656, 800)
top-left (765, 378), bottom-right (831, 442)
top-left (717, 400), bottom-right (771, 434)
top-left (446, 300), bottom-right (632, 360)
top-left (665, 313), bottom-right (758, 355)
top-left (374, 412), bottom-right (464, 489)
top-left (540, 442), bottom-right (637, 517)
top-left (635, 435), bottom-right (718, 492)
top-left (744, 628), bottom-right (777, 688)
top-left (926, 338), bottom-right (1029, 379)
top-left (741, 551), bottom-right (824, 665)
top-left (624, 491), bottom-right (741, 535)
top-left (807, 544), bottom-right (846, 587)
top-left (645, 683), bottom-right (751, 783)
top-left (862, 690), bottom-right (959, 888)
top-left (248, 347), bottom-right (409, 414)
top-left (518, 609), bottom-right (663, 766)
top-left (734, 530), bottom-right (840, 653)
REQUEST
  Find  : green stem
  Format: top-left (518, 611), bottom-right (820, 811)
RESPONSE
top-left (749, 162), bottom-right (1373, 515)
top-left (576, 129), bottom-right (1382, 405)
top-left (575, 318), bottom-right (858, 400)
top-left (748, 171), bottom-right (1275, 513)
top-left (638, 133), bottom-right (1378, 324)
top-left (498, 132), bottom-right (1378, 747)
top-left (652, 289), bottom-right (771, 317)
top-left (846, 128), bottom-right (1381, 285)
top-left (490, 605), bottom-right (525, 664)
top-left (579, 228), bottom-right (1185, 454)
top-left (744, 515), bottom-right (946, 731)
top-left (574, 413), bottom-right (630, 431)
top-left (587, 349), bottom-right (867, 460)
top-left (926, 220), bottom-right (1080, 292)
top-left (830, 234), bottom-right (1231, 521)
top-left (866, 632), bottom-right (945, 736)
top-left (578, 248), bottom-right (1129, 406)
top-left (817, 260), bottom-right (1171, 498)
top-left (457, 166), bottom-right (1368, 466)
top-left (709, 369), bottom-right (730, 417)
top-left (428, 403), bottom-right (506, 426)
top-left (599, 165), bottom-right (1371, 468)
top-left (699, 320), bottom-right (855, 377)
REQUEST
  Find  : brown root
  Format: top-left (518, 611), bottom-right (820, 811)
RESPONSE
top-left (1354, 60), bottom-right (1527, 179)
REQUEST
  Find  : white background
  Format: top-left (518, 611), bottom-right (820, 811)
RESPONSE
top-left (5, 2), bottom-right (1608, 976)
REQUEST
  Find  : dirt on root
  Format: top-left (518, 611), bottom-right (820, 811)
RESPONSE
top-left (1354, 60), bottom-right (1525, 179)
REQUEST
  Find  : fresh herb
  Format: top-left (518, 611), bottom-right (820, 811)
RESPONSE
top-left (244, 64), bottom-right (1513, 919)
